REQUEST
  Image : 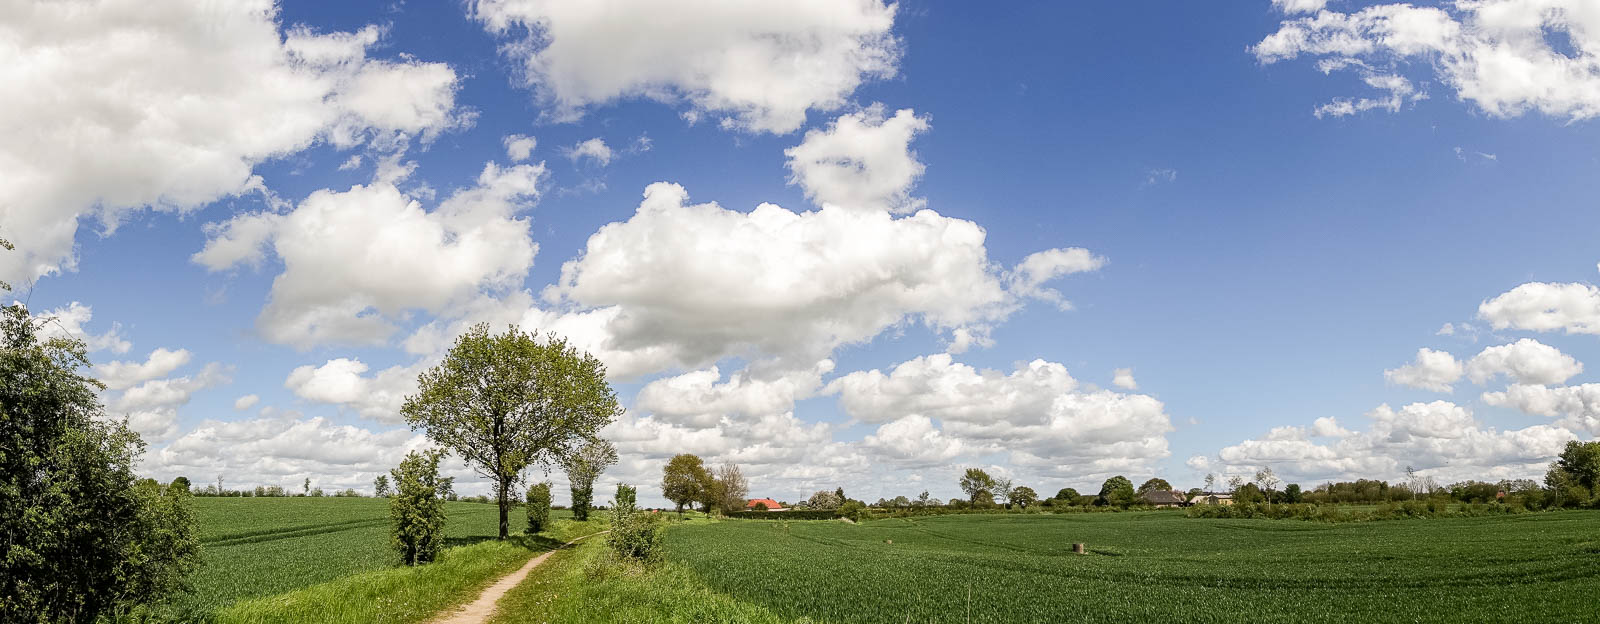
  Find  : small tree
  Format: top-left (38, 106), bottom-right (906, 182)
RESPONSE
top-left (374, 475), bottom-right (391, 498)
top-left (753, 501), bottom-right (769, 511)
top-left (303, 477), bottom-right (311, 496)
top-left (1054, 487), bottom-right (1080, 503)
top-left (390, 450), bottom-right (447, 565)
top-left (713, 462), bottom-right (749, 514)
top-left (607, 483), bottom-right (663, 562)
top-left (169, 476), bottom-right (192, 494)
top-left (1010, 486), bottom-right (1038, 508)
top-left (1098, 476), bottom-right (1136, 508)
top-left (402, 325), bottom-right (622, 540)
top-left (959, 468), bottom-right (996, 502)
top-left (661, 453), bottom-right (708, 514)
top-left (526, 481), bottom-right (553, 533)
top-left (1254, 467), bottom-right (1280, 502)
top-left (563, 439), bottom-right (618, 521)
top-left (993, 476), bottom-right (1015, 507)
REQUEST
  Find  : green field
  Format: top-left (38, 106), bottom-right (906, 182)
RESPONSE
top-left (159, 497), bottom-right (572, 621)
top-left (494, 511), bottom-right (1600, 623)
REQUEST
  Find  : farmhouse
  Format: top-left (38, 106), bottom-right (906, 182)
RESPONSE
top-left (745, 498), bottom-right (785, 511)
top-left (1191, 492), bottom-right (1234, 506)
top-left (1141, 489), bottom-right (1187, 508)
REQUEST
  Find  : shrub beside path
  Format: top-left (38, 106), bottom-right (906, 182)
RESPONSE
top-left (429, 531), bottom-right (609, 624)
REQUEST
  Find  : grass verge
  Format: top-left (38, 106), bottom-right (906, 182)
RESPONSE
top-left (212, 516), bottom-right (608, 624)
top-left (486, 525), bottom-right (793, 624)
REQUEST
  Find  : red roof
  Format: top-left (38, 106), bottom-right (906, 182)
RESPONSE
top-left (745, 498), bottom-right (784, 510)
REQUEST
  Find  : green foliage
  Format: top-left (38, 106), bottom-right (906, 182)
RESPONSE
top-left (655, 511), bottom-right (1600, 623)
top-left (1136, 478), bottom-right (1172, 494)
top-left (526, 481), bottom-right (553, 534)
top-left (402, 324), bottom-right (622, 539)
top-left (373, 474), bottom-right (390, 498)
top-left (959, 467), bottom-right (995, 501)
top-left (1010, 485), bottom-right (1038, 508)
top-left (564, 439), bottom-right (617, 521)
top-left (837, 500), bottom-right (867, 522)
top-left (1054, 487), bottom-right (1080, 501)
top-left (170, 475), bottom-right (192, 493)
top-left (1234, 482), bottom-right (1266, 504)
top-left (1097, 475), bottom-right (1136, 507)
top-left (1549, 440), bottom-right (1600, 506)
top-left (606, 483), bottom-right (664, 564)
top-left (752, 501), bottom-right (769, 511)
top-left (0, 304), bottom-right (201, 622)
top-left (661, 453), bottom-right (708, 513)
top-left (1282, 483), bottom-right (1303, 503)
top-left (389, 450), bottom-right (447, 566)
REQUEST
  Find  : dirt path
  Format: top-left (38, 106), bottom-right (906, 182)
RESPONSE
top-left (429, 530), bottom-right (608, 624)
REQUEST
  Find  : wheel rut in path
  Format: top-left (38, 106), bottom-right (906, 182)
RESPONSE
top-left (429, 530), bottom-right (609, 624)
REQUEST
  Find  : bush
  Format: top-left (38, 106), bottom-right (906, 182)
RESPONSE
top-left (838, 500), bottom-right (867, 522)
top-left (390, 450), bottom-right (447, 565)
top-left (607, 484), bottom-right (664, 563)
top-left (526, 481), bottom-right (552, 534)
top-left (0, 304), bottom-right (202, 621)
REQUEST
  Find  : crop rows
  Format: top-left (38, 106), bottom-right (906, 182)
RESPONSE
top-left (664, 511), bottom-right (1600, 623)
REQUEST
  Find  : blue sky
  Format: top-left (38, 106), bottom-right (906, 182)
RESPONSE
top-left (7, 0), bottom-right (1600, 504)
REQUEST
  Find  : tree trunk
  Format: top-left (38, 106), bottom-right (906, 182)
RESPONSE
top-left (497, 479), bottom-right (510, 540)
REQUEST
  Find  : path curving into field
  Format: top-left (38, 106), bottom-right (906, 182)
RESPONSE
top-left (429, 530), bottom-right (609, 624)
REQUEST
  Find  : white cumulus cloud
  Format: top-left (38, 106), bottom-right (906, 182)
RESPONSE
top-left (785, 106), bottom-right (930, 212)
top-left (471, 0), bottom-right (900, 133)
top-left (1384, 347), bottom-right (1463, 392)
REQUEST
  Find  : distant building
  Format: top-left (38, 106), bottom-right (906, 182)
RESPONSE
top-left (1141, 489), bottom-right (1187, 508)
top-left (745, 498), bottom-right (785, 511)
top-left (1191, 492), bottom-right (1234, 506)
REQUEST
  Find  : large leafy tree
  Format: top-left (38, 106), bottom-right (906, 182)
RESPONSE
top-left (661, 453), bottom-right (708, 514)
top-left (562, 439), bottom-right (617, 521)
top-left (1054, 487), bottom-right (1080, 502)
top-left (1010, 486), bottom-right (1038, 508)
top-left (402, 324), bottom-right (622, 539)
top-left (1098, 476), bottom-right (1137, 508)
top-left (1, 303), bottom-right (201, 621)
top-left (1137, 478), bottom-right (1173, 494)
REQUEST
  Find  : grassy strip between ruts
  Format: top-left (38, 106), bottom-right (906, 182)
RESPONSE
top-left (485, 526), bottom-right (796, 624)
top-left (212, 516), bottom-right (609, 624)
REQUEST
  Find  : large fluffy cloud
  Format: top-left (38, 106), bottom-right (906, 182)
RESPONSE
top-left (284, 358), bottom-right (422, 425)
top-left (1465, 338), bottom-right (1583, 385)
top-left (1212, 401), bottom-right (1578, 484)
top-left (1483, 383), bottom-right (1600, 436)
top-left (1254, 1), bottom-right (1600, 120)
top-left (0, 0), bottom-right (463, 282)
top-left (470, 0), bottom-right (900, 132)
top-left (1479, 281), bottom-right (1600, 336)
top-left (633, 360), bottom-right (834, 428)
top-left (541, 182), bottom-right (1100, 376)
top-left (827, 353), bottom-right (1173, 478)
top-left (785, 106), bottom-right (929, 212)
top-left (196, 161), bottom-right (546, 348)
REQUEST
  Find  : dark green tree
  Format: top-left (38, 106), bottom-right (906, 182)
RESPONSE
top-left (169, 475), bottom-right (192, 493)
top-left (1098, 476), bottom-right (1137, 508)
top-left (526, 481), bottom-right (552, 533)
top-left (1010, 486), bottom-right (1039, 508)
top-left (402, 325), bottom-right (622, 539)
top-left (1136, 478), bottom-right (1173, 494)
top-left (0, 304), bottom-right (200, 621)
top-left (1283, 483), bottom-right (1303, 503)
top-left (373, 474), bottom-right (391, 497)
top-left (390, 450), bottom-right (446, 565)
top-left (1054, 487), bottom-right (1080, 503)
